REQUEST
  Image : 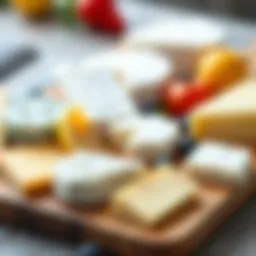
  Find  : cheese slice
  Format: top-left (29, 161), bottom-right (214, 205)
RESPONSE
top-left (185, 142), bottom-right (252, 187)
top-left (82, 50), bottom-right (172, 105)
top-left (53, 151), bottom-right (144, 204)
top-left (111, 170), bottom-right (198, 227)
top-left (3, 147), bottom-right (64, 196)
top-left (190, 80), bottom-right (256, 143)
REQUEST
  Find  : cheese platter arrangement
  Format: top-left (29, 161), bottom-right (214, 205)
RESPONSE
top-left (0, 17), bottom-right (256, 256)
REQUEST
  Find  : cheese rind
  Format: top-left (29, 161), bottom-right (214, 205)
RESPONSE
top-left (185, 142), bottom-right (252, 187)
top-left (111, 170), bottom-right (198, 227)
top-left (190, 80), bottom-right (256, 143)
top-left (53, 152), bottom-right (144, 204)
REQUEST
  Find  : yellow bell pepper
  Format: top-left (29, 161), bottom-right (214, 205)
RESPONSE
top-left (11, 0), bottom-right (51, 18)
top-left (196, 49), bottom-right (248, 92)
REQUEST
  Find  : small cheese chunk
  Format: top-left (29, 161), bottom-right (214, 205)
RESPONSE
top-left (111, 170), bottom-right (198, 227)
top-left (185, 142), bottom-right (252, 187)
top-left (110, 115), bottom-right (180, 160)
top-left (190, 80), bottom-right (256, 144)
top-left (53, 152), bottom-right (143, 204)
top-left (82, 50), bottom-right (172, 105)
top-left (3, 147), bottom-right (64, 195)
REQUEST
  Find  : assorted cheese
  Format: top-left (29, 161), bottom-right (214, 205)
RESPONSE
top-left (190, 80), bottom-right (256, 143)
top-left (185, 142), bottom-right (252, 187)
top-left (111, 170), bottom-right (198, 227)
top-left (109, 115), bottom-right (180, 160)
top-left (82, 50), bottom-right (172, 105)
top-left (53, 152), bottom-right (143, 204)
top-left (3, 147), bottom-right (64, 195)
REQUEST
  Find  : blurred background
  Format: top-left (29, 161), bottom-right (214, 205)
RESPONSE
top-left (0, 0), bottom-right (256, 256)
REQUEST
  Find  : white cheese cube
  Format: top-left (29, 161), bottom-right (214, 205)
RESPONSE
top-left (53, 152), bottom-right (143, 204)
top-left (185, 142), bottom-right (252, 187)
top-left (110, 115), bottom-right (180, 160)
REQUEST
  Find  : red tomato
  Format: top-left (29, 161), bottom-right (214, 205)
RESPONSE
top-left (161, 82), bottom-right (212, 116)
top-left (76, 0), bottom-right (125, 33)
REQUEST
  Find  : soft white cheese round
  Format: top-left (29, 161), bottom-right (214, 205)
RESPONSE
top-left (53, 152), bottom-right (143, 204)
top-left (82, 50), bottom-right (173, 105)
top-left (123, 18), bottom-right (226, 75)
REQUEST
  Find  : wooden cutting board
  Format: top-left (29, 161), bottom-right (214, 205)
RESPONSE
top-left (0, 147), bottom-right (254, 256)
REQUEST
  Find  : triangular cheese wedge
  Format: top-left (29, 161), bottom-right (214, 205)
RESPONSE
top-left (190, 80), bottom-right (256, 143)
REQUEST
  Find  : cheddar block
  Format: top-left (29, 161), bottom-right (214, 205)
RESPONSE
top-left (53, 152), bottom-right (143, 204)
top-left (58, 67), bottom-right (138, 138)
top-left (109, 115), bottom-right (180, 160)
top-left (111, 170), bottom-right (198, 227)
top-left (82, 50), bottom-right (172, 105)
top-left (123, 18), bottom-right (226, 75)
top-left (190, 80), bottom-right (256, 143)
top-left (185, 142), bottom-right (252, 187)
top-left (3, 147), bottom-right (64, 195)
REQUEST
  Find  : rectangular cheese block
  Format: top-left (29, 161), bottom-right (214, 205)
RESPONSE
top-left (185, 142), bottom-right (252, 187)
top-left (190, 80), bottom-right (256, 143)
top-left (3, 147), bottom-right (65, 196)
top-left (53, 151), bottom-right (144, 204)
top-left (111, 170), bottom-right (198, 227)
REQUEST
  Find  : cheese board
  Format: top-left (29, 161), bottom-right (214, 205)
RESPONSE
top-left (0, 147), bottom-right (254, 256)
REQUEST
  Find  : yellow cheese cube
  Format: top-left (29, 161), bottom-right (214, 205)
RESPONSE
top-left (111, 170), bottom-right (198, 227)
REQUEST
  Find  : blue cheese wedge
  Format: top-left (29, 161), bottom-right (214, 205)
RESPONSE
top-left (111, 170), bottom-right (198, 227)
top-left (109, 115), bottom-right (180, 161)
top-left (185, 142), bottom-right (252, 187)
top-left (53, 152), bottom-right (143, 204)
top-left (3, 98), bottom-right (66, 144)
top-left (82, 50), bottom-right (172, 106)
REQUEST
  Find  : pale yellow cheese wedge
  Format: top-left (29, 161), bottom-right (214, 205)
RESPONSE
top-left (3, 147), bottom-right (65, 196)
top-left (190, 80), bottom-right (256, 143)
top-left (111, 170), bottom-right (198, 227)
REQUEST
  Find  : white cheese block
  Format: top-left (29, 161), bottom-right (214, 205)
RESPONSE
top-left (110, 115), bottom-right (180, 160)
top-left (82, 50), bottom-right (172, 105)
top-left (123, 18), bottom-right (226, 74)
top-left (53, 152), bottom-right (143, 204)
top-left (185, 142), bottom-right (252, 187)
top-left (59, 67), bottom-right (138, 131)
